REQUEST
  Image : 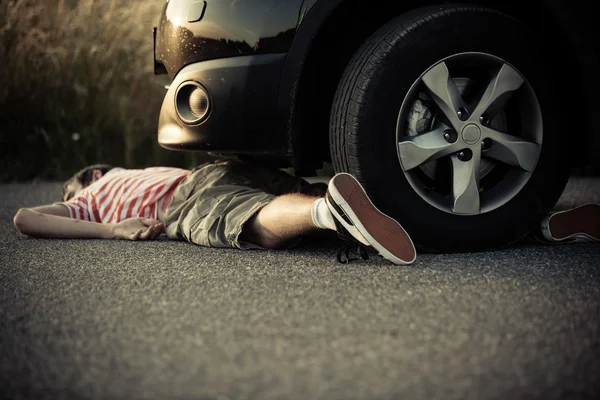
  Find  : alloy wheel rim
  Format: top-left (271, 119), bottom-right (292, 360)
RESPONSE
top-left (396, 52), bottom-right (543, 215)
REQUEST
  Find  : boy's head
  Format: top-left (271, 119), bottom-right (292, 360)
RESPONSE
top-left (62, 164), bottom-right (114, 202)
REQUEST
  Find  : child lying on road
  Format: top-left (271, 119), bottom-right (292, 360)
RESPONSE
top-left (12, 160), bottom-right (600, 265)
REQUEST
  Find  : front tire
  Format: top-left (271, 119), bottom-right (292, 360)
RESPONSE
top-left (330, 5), bottom-right (570, 252)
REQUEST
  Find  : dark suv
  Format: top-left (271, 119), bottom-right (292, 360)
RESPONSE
top-left (153, 0), bottom-right (600, 252)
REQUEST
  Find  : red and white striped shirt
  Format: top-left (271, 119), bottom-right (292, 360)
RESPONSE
top-left (56, 167), bottom-right (189, 223)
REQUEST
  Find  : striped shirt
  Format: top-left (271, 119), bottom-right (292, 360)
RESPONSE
top-left (55, 167), bottom-right (189, 223)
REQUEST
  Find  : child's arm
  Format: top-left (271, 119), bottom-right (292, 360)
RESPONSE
top-left (13, 205), bottom-right (163, 240)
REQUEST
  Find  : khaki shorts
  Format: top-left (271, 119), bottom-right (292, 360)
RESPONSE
top-left (163, 159), bottom-right (327, 249)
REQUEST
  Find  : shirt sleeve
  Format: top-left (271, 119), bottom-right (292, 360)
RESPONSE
top-left (53, 191), bottom-right (92, 221)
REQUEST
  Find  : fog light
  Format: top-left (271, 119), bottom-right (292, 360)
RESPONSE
top-left (189, 87), bottom-right (209, 119)
top-left (175, 82), bottom-right (211, 124)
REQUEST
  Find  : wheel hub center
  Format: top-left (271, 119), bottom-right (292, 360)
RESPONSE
top-left (461, 123), bottom-right (481, 145)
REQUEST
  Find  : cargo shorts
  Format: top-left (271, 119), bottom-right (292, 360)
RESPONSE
top-left (163, 159), bottom-right (327, 249)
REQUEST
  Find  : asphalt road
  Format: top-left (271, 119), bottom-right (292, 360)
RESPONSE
top-left (1, 180), bottom-right (599, 400)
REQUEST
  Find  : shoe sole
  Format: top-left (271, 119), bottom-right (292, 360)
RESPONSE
top-left (328, 173), bottom-right (417, 265)
top-left (548, 204), bottom-right (600, 241)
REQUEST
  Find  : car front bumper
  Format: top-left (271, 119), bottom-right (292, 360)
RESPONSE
top-left (158, 53), bottom-right (287, 154)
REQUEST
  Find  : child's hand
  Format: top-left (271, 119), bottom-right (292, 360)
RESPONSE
top-left (109, 218), bottom-right (164, 241)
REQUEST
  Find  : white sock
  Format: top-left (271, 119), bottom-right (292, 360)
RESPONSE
top-left (311, 198), bottom-right (336, 230)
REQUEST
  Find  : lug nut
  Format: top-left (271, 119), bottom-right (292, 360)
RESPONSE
top-left (481, 138), bottom-right (492, 150)
top-left (479, 113), bottom-right (489, 126)
top-left (443, 129), bottom-right (457, 143)
top-left (457, 149), bottom-right (473, 162)
top-left (457, 107), bottom-right (469, 121)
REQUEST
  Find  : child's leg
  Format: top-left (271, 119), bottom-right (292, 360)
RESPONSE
top-left (163, 161), bottom-right (325, 249)
top-left (242, 173), bottom-right (417, 265)
top-left (240, 193), bottom-right (320, 248)
top-left (165, 161), bottom-right (417, 265)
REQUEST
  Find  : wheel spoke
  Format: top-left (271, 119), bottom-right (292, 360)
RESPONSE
top-left (472, 63), bottom-right (524, 118)
top-left (421, 62), bottom-right (466, 127)
top-left (398, 127), bottom-right (461, 171)
top-left (450, 148), bottom-right (482, 215)
top-left (482, 127), bottom-right (540, 172)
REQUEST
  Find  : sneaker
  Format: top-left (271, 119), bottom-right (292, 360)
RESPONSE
top-left (540, 204), bottom-right (600, 243)
top-left (325, 173), bottom-right (417, 265)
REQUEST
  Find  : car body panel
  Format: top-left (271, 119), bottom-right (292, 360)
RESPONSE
top-left (158, 54), bottom-right (288, 153)
top-left (155, 0), bottom-right (304, 79)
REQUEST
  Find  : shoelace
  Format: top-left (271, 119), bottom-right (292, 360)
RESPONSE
top-left (336, 243), bottom-right (370, 264)
top-left (331, 215), bottom-right (370, 264)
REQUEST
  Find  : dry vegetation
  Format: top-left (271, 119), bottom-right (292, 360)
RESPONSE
top-left (0, 0), bottom-right (205, 181)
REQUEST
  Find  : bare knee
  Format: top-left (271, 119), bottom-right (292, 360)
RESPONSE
top-left (240, 213), bottom-right (287, 249)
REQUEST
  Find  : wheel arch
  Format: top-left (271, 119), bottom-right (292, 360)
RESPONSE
top-left (280, 0), bottom-right (600, 173)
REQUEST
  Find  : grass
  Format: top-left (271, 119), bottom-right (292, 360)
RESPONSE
top-left (0, 0), bottom-right (208, 182)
